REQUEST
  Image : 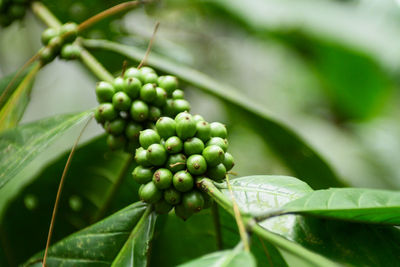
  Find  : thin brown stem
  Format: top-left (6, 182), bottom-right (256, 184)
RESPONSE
top-left (42, 116), bottom-right (93, 267)
top-left (169, 162), bottom-right (185, 168)
top-left (121, 60), bottom-right (128, 78)
top-left (257, 236), bottom-right (274, 267)
top-left (137, 21), bottom-right (160, 69)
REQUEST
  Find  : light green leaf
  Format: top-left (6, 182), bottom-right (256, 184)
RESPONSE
top-left (282, 188), bottom-right (400, 224)
top-left (23, 202), bottom-right (148, 266)
top-left (83, 39), bottom-right (346, 189)
top-left (0, 111), bottom-right (93, 189)
top-left (178, 248), bottom-right (256, 267)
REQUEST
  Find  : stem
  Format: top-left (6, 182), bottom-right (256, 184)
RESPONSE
top-left (197, 178), bottom-right (234, 216)
top-left (31, 2), bottom-right (61, 28)
top-left (211, 202), bottom-right (223, 250)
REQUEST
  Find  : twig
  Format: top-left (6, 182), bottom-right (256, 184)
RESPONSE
top-left (42, 116), bottom-right (93, 267)
top-left (137, 21), bottom-right (160, 69)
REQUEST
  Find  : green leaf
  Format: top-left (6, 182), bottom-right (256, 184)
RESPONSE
top-left (281, 188), bottom-right (400, 224)
top-left (178, 248), bottom-right (256, 267)
top-left (23, 202), bottom-right (148, 266)
top-left (0, 111), bottom-right (93, 190)
top-left (83, 39), bottom-right (346, 189)
top-left (111, 209), bottom-right (157, 267)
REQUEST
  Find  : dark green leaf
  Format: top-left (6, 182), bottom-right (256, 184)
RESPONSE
top-left (83, 39), bottom-right (346, 189)
top-left (23, 202), bottom-right (148, 267)
top-left (282, 188), bottom-right (400, 224)
top-left (0, 111), bottom-right (93, 189)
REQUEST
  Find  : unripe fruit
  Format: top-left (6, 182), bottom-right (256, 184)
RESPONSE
top-left (173, 99), bottom-right (191, 114)
top-left (139, 129), bottom-right (160, 148)
top-left (164, 136), bottom-right (183, 154)
top-left (193, 114), bottom-right (205, 123)
top-left (132, 165), bottom-right (153, 184)
top-left (167, 154), bottom-right (186, 172)
top-left (143, 72), bottom-right (158, 84)
top-left (158, 75), bottom-right (177, 95)
top-left (60, 22), bottom-right (78, 42)
top-left (106, 134), bottom-right (126, 150)
top-left (175, 111), bottom-right (191, 122)
top-left (112, 91), bottom-right (132, 111)
top-left (105, 119), bottom-right (126, 135)
top-left (135, 147), bottom-right (151, 167)
top-left (39, 47), bottom-right (56, 64)
top-left (202, 145), bottom-right (225, 167)
top-left (152, 168), bottom-right (173, 189)
top-left (140, 181), bottom-right (162, 204)
top-left (206, 137), bottom-right (228, 152)
top-left (183, 191), bottom-right (204, 213)
top-left (138, 66), bottom-right (156, 82)
top-left (164, 188), bottom-right (181, 205)
top-left (97, 103), bottom-right (117, 121)
top-left (223, 152), bottom-right (235, 171)
top-left (125, 67), bottom-right (141, 79)
top-left (95, 81), bottom-right (115, 102)
top-left (163, 99), bottom-right (175, 117)
top-left (176, 115), bottom-right (197, 140)
top-left (173, 171), bottom-right (194, 192)
top-left (155, 199), bottom-right (173, 214)
top-left (207, 163), bottom-right (226, 181)
top-left (195, 121), bottom-right (211, 142)
top-left (187, 154), bottom-right (207, 175)
top-left (124, 77), bottom-right (141, 98)
top-left (147, 143), bottom-right (167, 166)
top-left (172, 89), bottom-right (184, 99)
top-left (149, 106), bottom-right (161, 121)
top-left (184, 137), bottom-right (204, 155)
top-left (94, 108), bottom-right (104, 123)
top-left (125, 122), bottom-right (143, 140)
top-left (156, 117), bottom-right (176, 139)
top-left (153, 87), bottom-right (167, 107)
top-left (60, 44), bottom-right (81, 60)
top-left (113, 76), bottom-right (127, 92)
top-left (210, 122), bottom-right (228, 138)
top-left (131, 100), bottom-right (149, 121)
top-left (175, 203), bottom-right (193, 221)
top-left (48, 36), bottom-right (63, 52)
top-left (41, 28), bottom-right (59, 45)
top-left (140, 83), bottom-right (157, 103)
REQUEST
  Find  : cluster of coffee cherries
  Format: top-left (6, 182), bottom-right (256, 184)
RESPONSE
top-left (0, 0), bottom-right (30, 27)
top-left (94, 66), bottom-right (191, 152)
top-left (132, 111), bottom-right (235, 220)
top-left (39, 22), bottom-right (81, 64)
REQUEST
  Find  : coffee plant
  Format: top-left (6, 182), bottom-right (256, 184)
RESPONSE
top-left (1, 1), bottom-right (400, 267)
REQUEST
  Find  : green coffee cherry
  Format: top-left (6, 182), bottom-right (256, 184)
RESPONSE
top-left (206, 137), bottom-right (228, 152)
top-left (155, 199), bottom-right (173, 214)
top-left (140, 83), bottom-right (157, 103)
top-left (41, 28), bottom-right (59, 45)
top-left (156, 117), bottom-right (176, 139)
top-left (175, 203), bottom-right (193, 221)
top-left (193, 114), bottom-right (205, 123)
top-left (183, 191), bottom-right (204, 213)
top-left (125, 122), bottom-right (143, 140)
top-left (125, 67), bottom-right (140, 79)
top-left (158, 75), bottom-right (177, 95)
top-left (164, 136), bottom-right (183, 154)
top-left (105, 119), bottom-right (126, 135)
top-left (140, 181), bottom-right (162, 204)
top-left (135, 147), bottom-right (151, 167)
top-left (195, 121), bottom-right (211, 142)
top-left (113, 76), bottom-right (127, 92)
top-left (153, 168), bottom-right (173, 189)
top-left (184, 137), bottom-right (204, 155)
top-left (124, 77), bottom-right (141, 98)
top-left (172, 89), bottom-right (184, 99)
top-left (187, 154), bottom-right (207, 175)
top-left (163, 99), bottom-right (175, 117)
top-left (97, 103), bottom-right (117, 121)
top-left (112, 91), bottom-right (132, 111)
top-left (173, 99), bottom-right (191, 114)
top-left (147, 143), bottom-right (167, 166)
top-left (143, 72), bottom-right (158, 84)
top-left (210, 122), bottom-right (227, 138)
top-left (138, 66), bottom-right (156, 82)
top-left (173, 171), bottom-right (194, 192)
top-left (202, 145), bottom-right (225, 167)
top-left (132, 165), bottom-right (153, 184)
top-left (207, 163), bottom-right (226, 181)
top-left (94, 108), bottom-right (104, 123)
top-left (106, 134), bottom-right (126, 150)
top-left (95, 81), bottom-right (115, 102)
top-left (149, 106), bottom-right (161, 121)
top-left (176, 115), bottom-right (197, 140)
top-left (166, 153), bottom-right (186, 172)
top-left (60, 44), bottom-right (81, 60)
top-left (48, 36), bottom-right (63, 52)
top-left (60, 22), bottom-right (78, 43)
top-left (131, 100), bottom-right (149, 121)
top-left (139, 129), bottom-right (160, 148)
top-left (164, 188), bottom-right (181, 205)
top-left (39, 47), bottom-right (56, 64)
top-left (175, 111), bottom-right (191, 122)
top-left (223, 152), bottom-right (235, 171)
top-left (153, 87), bottom-right (167, 107)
